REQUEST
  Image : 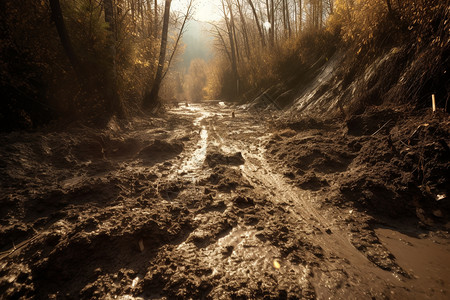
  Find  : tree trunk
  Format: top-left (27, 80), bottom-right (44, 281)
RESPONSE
top-left (228, 0), bottom-right (240, 64)
top-left (319, 0), bottom-right (323, 28)
top-left (386, 0), bottom-right (393, 13)
top-left (143, 0), bottom-right (171, 110)
top-left (286, 0), bottom-right (292, 37)
top-left (162, 0), bottom-right (193, 80)
top-left (214, 26), bottom-right (232, 64)
top-left (49, 0), bottom-right (84, 86)
top-left (104, 0), bottom-right (125, 118)
top-left (247, 0), bottom-right (265, 47)
top-left (270, 0), bottom-right (275, 46)
top-left (153, 0), bottom-right (158, 37)
top-left (221, 0), bottom-right (239, 96)
top-left (236, 0), bottom-right (251, 58)
top-left (299, 0), bottom-right (302, 32)
top-left (282, 0), bottom-right (287, 37)
top-left (265, 0), bottom-right (274, 47)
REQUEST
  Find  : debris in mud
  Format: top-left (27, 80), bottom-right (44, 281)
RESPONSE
top-left (204, 151), bottom-right (245, 167)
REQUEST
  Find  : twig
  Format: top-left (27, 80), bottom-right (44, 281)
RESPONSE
top-left (371, 120), bottom-right (391, 136)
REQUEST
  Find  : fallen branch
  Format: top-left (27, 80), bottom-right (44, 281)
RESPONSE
top-left (0, 235), bottom-right (40, 261)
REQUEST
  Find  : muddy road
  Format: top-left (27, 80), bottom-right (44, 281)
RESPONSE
top-left (1, 103), bottom-right (449, 299)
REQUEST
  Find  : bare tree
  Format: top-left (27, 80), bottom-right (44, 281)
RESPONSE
top-left (247, 0), bottom-right (266, 46)
top-left (221, 0), bottom-right (239, 95)
top-left (386, 0), bottom-right (393, 13)
top-left (162, 0), bottom-right (195, 80)
top-left (49, 0), bottom-right (84, 86)
top-left (236, 0), bottom-right (251, 58)
top-left (143, 0), bottom-right (172, 109)
top-left (104, 0), bottom-right (125, 117)
top-left (298, 0), bottom-right (303, 32)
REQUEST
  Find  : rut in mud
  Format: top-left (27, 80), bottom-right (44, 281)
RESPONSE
top-left (0, 103), bottom-right (449, 299)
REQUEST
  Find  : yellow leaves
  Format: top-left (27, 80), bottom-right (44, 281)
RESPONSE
top-left (134, 58), bottom-right (150, 67)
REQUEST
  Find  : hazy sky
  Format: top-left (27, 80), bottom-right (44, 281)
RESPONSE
top-left (172, 0), bottom-right (222, 22)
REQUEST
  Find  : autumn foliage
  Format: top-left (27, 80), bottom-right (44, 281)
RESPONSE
top-left (0, 0), bottom-right (188, 130)
top-left (206, 0), bottom-right (449, 108)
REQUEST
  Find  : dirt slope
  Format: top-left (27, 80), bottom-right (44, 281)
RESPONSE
top-left (0, 103), bottom-right (449, 299)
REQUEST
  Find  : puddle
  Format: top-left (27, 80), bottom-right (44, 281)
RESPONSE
top-left (376, 227), bottom-right (450, 298)
top-left (170, 109), bottom-right (211, 182)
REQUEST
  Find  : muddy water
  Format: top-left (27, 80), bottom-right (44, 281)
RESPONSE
top-left (1, 102), bottom-right (449, 299)
top-left (376, 228), bottom-right (450, 299)
top-left (169, 106), bottom-right (211, 182)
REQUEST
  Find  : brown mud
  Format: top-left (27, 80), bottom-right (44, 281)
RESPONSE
top-left (0, 103), bottom-right (449, 299)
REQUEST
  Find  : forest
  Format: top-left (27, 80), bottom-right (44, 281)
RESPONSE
top-left (0, 0), bottom-right (449, 299)
top-left (2, 0), bottom-right (447, 129)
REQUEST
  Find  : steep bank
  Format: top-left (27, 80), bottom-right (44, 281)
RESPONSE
top-left (243, 27), bottom-right (450, 230)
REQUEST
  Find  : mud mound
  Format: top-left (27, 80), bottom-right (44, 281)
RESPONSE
top-left (297, 172), bottom-right (330, 191)
top-left (339, 178), bottom-right (411, 218)
top-left (346, 109), bottom-right (400, 136)
top-left (200, 166), bottom-right (250, 192)
top-left (267, 133), bottom-right (355, 176)
top-left (0, 197), bottom-right (194, 299)
top-left (268, 109), bottom-right (450, 226)
top-left (138, 139), bottom-right (183, 164)
top-left (204, 151), bottom-right (245, 167)
top-left (286, 118), bottom-right (332, 131)
top-left (0, 177), bottom-right (121, 252)
top-left (104, 137), bottom-right (142, 158)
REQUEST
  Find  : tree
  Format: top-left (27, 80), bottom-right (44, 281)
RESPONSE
top-left (221, 0), bottom-right (239, 96)
top-left (49, 0), bottom-right (84, 87)
top-left (236, 0), bottom-right (251, 58)
top-left (143, 0), bottom-right (172, 110)
top-left (298, 0), bottom-right (303, 32)
top-left (162, 0), bottom-right (194, 80)
top-left (386, 0), bottom-right (392, 13)
top-left (247, 0), bottom-right (266, 46)
top-left (104, 0), bottom-right (125, 118)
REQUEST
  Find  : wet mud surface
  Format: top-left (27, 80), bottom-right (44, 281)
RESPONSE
top-left (0, 103), bottom-right (449, 299)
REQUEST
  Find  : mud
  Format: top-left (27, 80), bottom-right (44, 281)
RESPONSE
top-left (0, 103), bottom-right (449, 299)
